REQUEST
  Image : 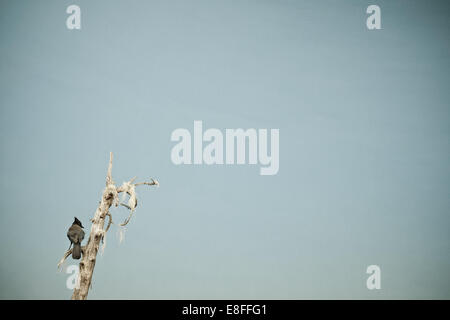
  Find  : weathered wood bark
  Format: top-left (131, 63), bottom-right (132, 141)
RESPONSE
top-left (57, 152), bottom-right (158, 300)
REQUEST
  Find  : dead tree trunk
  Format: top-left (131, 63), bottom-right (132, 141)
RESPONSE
top-left (57, 152), bottom-right (158, 300)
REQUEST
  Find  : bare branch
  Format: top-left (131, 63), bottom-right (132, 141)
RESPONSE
top-left (120, 203), bottom-right (132, 210)
top-left (106, 151), bottom-right (113, 186)
top-left (57, 246), bottom-right (86, 269)
top-left (135, 178), bottom-right (159, 187)
top-left (57, 249), bottom-right (73, 269)
top-left (117, 178), bottom-right (159, 193)
top-left (129, 176), bottom-right (137, 184)
top-left (116, 178), bottom-right (158, 226)
top-left (119, 209), bottom-right (135, 227)
top-left (104, 212), bottom-right (113, 233)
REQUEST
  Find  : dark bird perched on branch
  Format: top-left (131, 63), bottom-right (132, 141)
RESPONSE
top-left (67, 217), bottom-right (85, 259)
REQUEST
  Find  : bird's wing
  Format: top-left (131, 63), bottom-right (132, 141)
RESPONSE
top-left (67, 226), bottom-right (80, 243)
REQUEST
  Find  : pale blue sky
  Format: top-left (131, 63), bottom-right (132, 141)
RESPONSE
top-left (0, 0), bottom-right (449, 299)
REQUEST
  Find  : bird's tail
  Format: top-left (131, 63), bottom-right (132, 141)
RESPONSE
top-left (72, 243), bottom-right (81, 259)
